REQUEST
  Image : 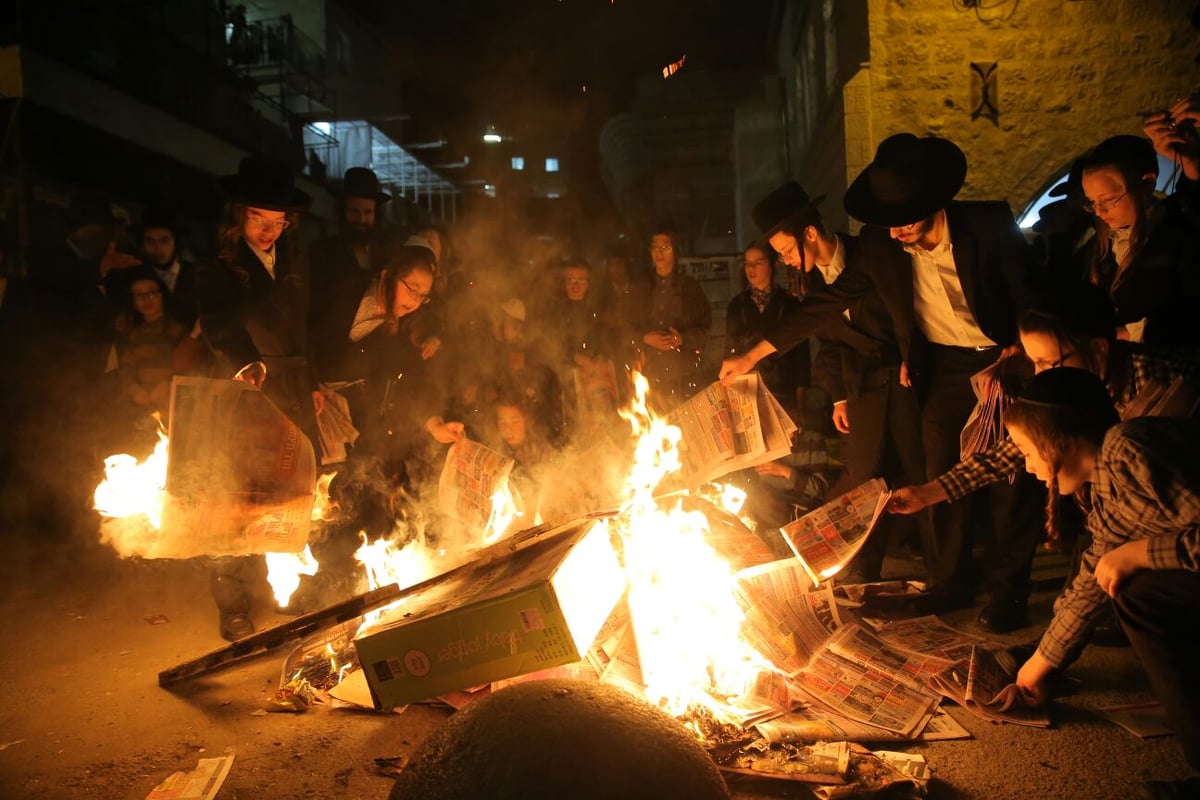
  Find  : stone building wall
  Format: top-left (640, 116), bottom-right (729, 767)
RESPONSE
top-left (776, 0), bottom-right (1200, 224)
top-left (863, 0), bottom-right (1200, 213)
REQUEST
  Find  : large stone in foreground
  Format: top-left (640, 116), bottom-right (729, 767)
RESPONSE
top-left (389, 678), bottom-right (731, 800)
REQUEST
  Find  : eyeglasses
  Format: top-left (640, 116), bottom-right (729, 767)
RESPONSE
top-left (400, 278), bottom-right (431, 305)
top-left (775, 242), bottom-right (799, 263)
top-left (650, 244), bottom-right (674, 253)
top-left (565, 278), bottom-right (589, 286)
top-left (1029, 349), bottom-right (1075, 372)
top-left (246, 217), bottom-right (291, 232)
top-left (744, 258), bottom-right (772, 269)
top-left (1083, 191), bottom-right (1128, 215)
top-left (132, 290), bottom-right (162, 300)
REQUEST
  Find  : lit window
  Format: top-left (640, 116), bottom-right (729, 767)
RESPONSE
top-left (511, 157), bottom-right (525, 171)
top-left (545, 158), bottom-right (560, 173)
top-left (313, 121), bottom-right (332, 136)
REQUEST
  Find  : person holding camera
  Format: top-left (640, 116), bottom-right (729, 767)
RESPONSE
top-left (1144, 92), bottom-right (1200, 186)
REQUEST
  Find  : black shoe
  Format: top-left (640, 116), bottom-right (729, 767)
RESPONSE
top-left (219, 612), bottom-right (255, 641)
top-left (1141, 778), bottom-right (1200, 800)
top-left (978, 600), bottom-right (1029, 634)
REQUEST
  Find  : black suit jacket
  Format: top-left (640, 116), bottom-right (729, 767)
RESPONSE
top-left (807, 235), bottom-right (904, 402)
top-left (768, 202), bottom-right (1030, 395)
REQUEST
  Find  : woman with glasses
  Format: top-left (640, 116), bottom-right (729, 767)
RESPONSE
top-left (309, 240), bottom-right (438, 461)
top-left (112, 267), bottom-right (207, 423)
top-left (1078, 135), bottom-right (1200, 345)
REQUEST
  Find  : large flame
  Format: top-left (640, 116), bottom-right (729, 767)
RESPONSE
top-left (614, 373), bottom-right (771, 721)
top-left (94, 426), bottom-right (169, 529)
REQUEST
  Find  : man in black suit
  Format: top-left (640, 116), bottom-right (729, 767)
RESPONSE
top-left (309, 167), bottom-right (392, 303)
top-left (724, 135), bottom-right (1041, 631)
top-left (743, 181), bottom-right (928, 584)
top-left (137, 206), bottom-right (199, 327)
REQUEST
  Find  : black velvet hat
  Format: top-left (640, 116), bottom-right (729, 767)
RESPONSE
top-left (340, 167), bottom-right (391, 203)
top-left (844, 133), bottom-right (967, 227)
top-left (218, 156), bottom-right (311, 211)
top-left (751, 181), bottom-right (826, 237)
top-left (1016, 366), bottom-right (1113, 412)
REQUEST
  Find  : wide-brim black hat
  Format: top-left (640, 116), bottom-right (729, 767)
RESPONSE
top-left (844, 133), bottom-right (967, 227)
top-left (219, 156), bottom-right (311, 211)
top-left (340, 167), bottom-right (391, 203)
top-left (751, 181), bottom-right (826, 237)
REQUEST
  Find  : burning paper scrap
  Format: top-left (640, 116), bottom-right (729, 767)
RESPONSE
top-left (145, 755), bottom-right (234, 800)
top-left (265, 676), bottom-right (318, 713)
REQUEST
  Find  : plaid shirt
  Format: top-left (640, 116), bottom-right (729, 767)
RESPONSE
top-left (936, 342), bottom-right (1200, 502)
top-left (1037, 417), bottom-right (1200, 667)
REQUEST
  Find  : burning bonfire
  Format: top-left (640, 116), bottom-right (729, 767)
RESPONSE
top-left (95, 374), bottom-right (943, 793)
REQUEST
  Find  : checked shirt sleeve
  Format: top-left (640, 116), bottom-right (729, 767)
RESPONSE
top-left (935, 438), bottom-right (1023, 502)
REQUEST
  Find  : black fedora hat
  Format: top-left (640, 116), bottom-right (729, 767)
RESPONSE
top-left (218, 156), bottom-right (311, 211)
top-left (844, 133), bottom-right (967, 227)
top-left (340, 167), bottom-right (391, 203)
top-left (752, 181), bottom-right (826, 237)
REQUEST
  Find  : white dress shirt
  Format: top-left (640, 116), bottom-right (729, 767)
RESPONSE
top-left (903, 214), bottom-right (994, 348)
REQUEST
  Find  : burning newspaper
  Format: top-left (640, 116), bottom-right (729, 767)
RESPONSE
top-left (437, 438), bottom-right (516, 533)
top-left (779, 478), bottom-right (890, 587)
top-left (668, 373), bottom-right (797, 486)
top-left (105, 377), bottom-right (317, 558)
top-left (734, 560), bottom-right (842, 676)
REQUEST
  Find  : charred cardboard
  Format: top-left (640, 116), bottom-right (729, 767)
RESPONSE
top-left (353, 518), bottom-right (625, 710)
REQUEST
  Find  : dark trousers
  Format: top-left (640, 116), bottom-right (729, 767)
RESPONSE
top-left (1114, 569), bottom-right (1200, 771)
top-left (844, 366), bottom-right (929, 580)
top-left (920, 345), bottom-right (1044, 605)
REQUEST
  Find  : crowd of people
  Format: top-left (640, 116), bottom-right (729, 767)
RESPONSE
top-left (715, 94), bottom-right (1200, 799)
top-left (3, 86), bottom-right (1200, 797)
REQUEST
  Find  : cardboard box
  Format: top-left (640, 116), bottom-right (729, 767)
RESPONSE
top-left (354, 519), bottom-right (625, 709)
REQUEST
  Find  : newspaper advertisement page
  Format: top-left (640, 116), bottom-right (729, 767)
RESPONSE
top-left (150, 377), bottom-right (315, 558)
top-left (793, 648), bottom-right (939, 738)
top-left (779, 478), bottom-right (890, 586)
top-left (930, 645), bottom-right (1050, 727)
top-left (864, 614), bottom-right (986, 665)
top-left (756, 704), bottom-right (971, 744)
top-left (758, 383), bottom-right (799, 458)
top-left (314, 383), bottom-right (359, 465)
top-left (727, 373), bottom-right (765, 457)
top-left (437, 438), bottom-right (516, 533)
top-left (828, 622), bottom-right (957, 688)
top-left (668, 376), bottom-right (798, 485)
top-left (735, 560), bottom-right (842, 676)
top-left (668, 382), bottom-right (735, 484)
